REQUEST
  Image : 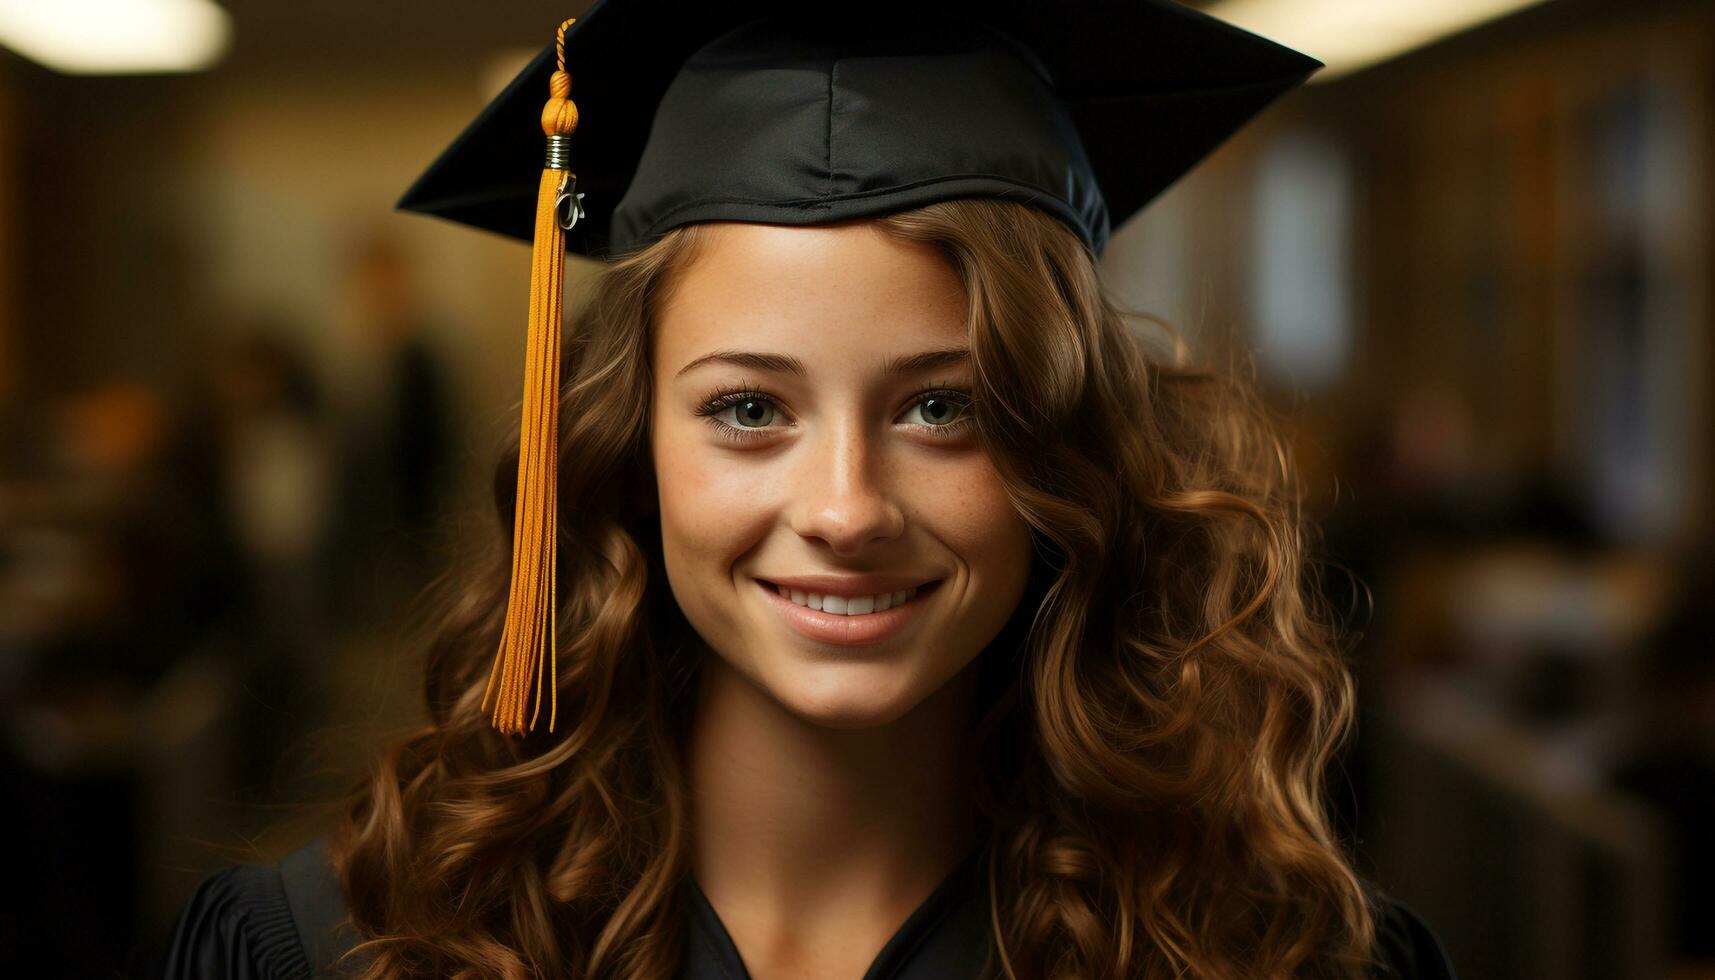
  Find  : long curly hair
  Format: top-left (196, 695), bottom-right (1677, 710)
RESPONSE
top-left (332, 197), bottom-right (1384, 978)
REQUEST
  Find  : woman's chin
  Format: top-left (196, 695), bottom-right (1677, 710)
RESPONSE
top-left (768, 665), bottom-right (927, 730)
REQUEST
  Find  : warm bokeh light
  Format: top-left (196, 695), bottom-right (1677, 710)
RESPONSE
top-left (1205, 0), bottom-right (1553, 80)
top-left (0, 0), bottom-right (230, 75)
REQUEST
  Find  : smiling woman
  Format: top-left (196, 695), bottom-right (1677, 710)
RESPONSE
top-left (157, 194), bottom-right (1454, 980)
top-left (155, 2), bottom-right (1459, 979)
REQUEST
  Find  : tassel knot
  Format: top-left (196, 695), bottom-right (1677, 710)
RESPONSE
top-left (542, 71), bottom-right (578, 135)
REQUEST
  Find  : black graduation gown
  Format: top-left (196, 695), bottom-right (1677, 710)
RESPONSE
top-left (155, 839), bottom-right (1458, 979)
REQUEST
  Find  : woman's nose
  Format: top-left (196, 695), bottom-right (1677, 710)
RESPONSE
top-left (788, 417), bottom-right (906, 556)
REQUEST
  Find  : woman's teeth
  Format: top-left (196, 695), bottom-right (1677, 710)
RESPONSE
top-left (773, 583), bottom-right (919, 615)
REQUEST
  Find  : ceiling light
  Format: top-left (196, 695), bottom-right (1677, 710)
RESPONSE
top-left (0, 0), bottom-right (231, 75)
top-left (1204, 0), bottom-right (1553, 82)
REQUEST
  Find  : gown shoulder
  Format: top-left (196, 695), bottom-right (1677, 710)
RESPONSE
top-left (153, 839), bottom-right (1453, 980)
top-left (154, 838), bottom-right (358, 980)
top-left (1369, 888), bottom-right (1458, 979)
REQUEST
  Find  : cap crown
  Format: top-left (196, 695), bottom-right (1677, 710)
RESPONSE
top-left (611, 9), bottom-right (1110, 254)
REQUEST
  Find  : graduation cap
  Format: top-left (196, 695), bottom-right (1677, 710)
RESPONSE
top-left (397, 0), bottom-right (1320, 736)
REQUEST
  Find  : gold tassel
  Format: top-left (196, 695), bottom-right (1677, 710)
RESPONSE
top-left (484, 17), bottom-right (582, 737)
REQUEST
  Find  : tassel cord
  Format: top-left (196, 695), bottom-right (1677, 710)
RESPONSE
top-left (483, 17), bottom-right (578, 737)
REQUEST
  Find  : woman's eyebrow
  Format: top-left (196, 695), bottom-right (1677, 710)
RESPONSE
top-left (676, 349), bottom-right (805, 379)
top-left (883, 346), bottom-right (970, 376)
top-left (675, 346), bottom-right (969, 379)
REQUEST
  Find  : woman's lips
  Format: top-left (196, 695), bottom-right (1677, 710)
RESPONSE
top-left (755, 578), bottom-right (939, 647)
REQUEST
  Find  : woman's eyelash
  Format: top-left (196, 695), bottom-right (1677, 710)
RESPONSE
top-left (693, 380), bottom-right (977, 443)
top-left (695, 387), bottom-right (773, 444)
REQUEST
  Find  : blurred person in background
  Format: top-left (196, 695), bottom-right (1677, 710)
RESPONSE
top-left (186, 320), bottom-right (338, 796)
top-left (329, 234), bottom-right (455, 627)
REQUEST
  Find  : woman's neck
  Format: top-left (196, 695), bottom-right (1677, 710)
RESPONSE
top-left (686, 654), bottom-right (981, 974)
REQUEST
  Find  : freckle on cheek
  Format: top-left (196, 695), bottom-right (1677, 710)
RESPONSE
top-left (944, 466), bottom-right (1012, 524)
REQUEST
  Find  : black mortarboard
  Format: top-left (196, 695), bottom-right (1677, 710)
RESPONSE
top-left (401, 1), bottom-right (1319, 736)
top-left (400, 0), bottom-right (1320, 260)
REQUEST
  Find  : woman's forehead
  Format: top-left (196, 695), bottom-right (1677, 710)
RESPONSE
top-left (654, 222), bottom-right (969, 377)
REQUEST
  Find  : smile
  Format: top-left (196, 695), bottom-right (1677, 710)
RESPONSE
top-left (754, 577), bottom-right (942, 647)
top-left (771, 582), bottom-right (921, 614)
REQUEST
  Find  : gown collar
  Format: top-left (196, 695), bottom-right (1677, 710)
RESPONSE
top-left (682, 845), bottom-right (995, 980)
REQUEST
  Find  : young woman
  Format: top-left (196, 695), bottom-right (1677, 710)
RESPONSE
top-left (159, 3), bottom-right (1458, 978)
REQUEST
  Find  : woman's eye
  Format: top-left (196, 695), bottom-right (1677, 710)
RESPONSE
top-left (902, 392), bottom-right (972, 428)
top-left (693, 388), bottom-right (788, 442)
top-left (726, 396), bottom-right (777, 428)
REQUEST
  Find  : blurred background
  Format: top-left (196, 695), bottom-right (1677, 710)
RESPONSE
top-left (0, 1), bottom-right (1709, 977)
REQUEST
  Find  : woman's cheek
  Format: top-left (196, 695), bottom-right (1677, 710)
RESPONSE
top-left (653, 426), bottom-right (772, 632)
top-left (926, 455), bottom-right (1028, 561)
top-left (661, 436), bottom-right (780, 549)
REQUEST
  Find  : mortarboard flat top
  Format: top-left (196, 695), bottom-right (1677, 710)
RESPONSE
top-left (398, 0), bottom-right (1320, 259)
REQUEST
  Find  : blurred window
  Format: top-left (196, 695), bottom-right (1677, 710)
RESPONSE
top-left (1249, 129), bottom-right (1353, 392)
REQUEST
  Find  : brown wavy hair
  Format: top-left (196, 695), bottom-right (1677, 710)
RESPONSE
top-left (332, 197), bottom-right (1386, 978)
